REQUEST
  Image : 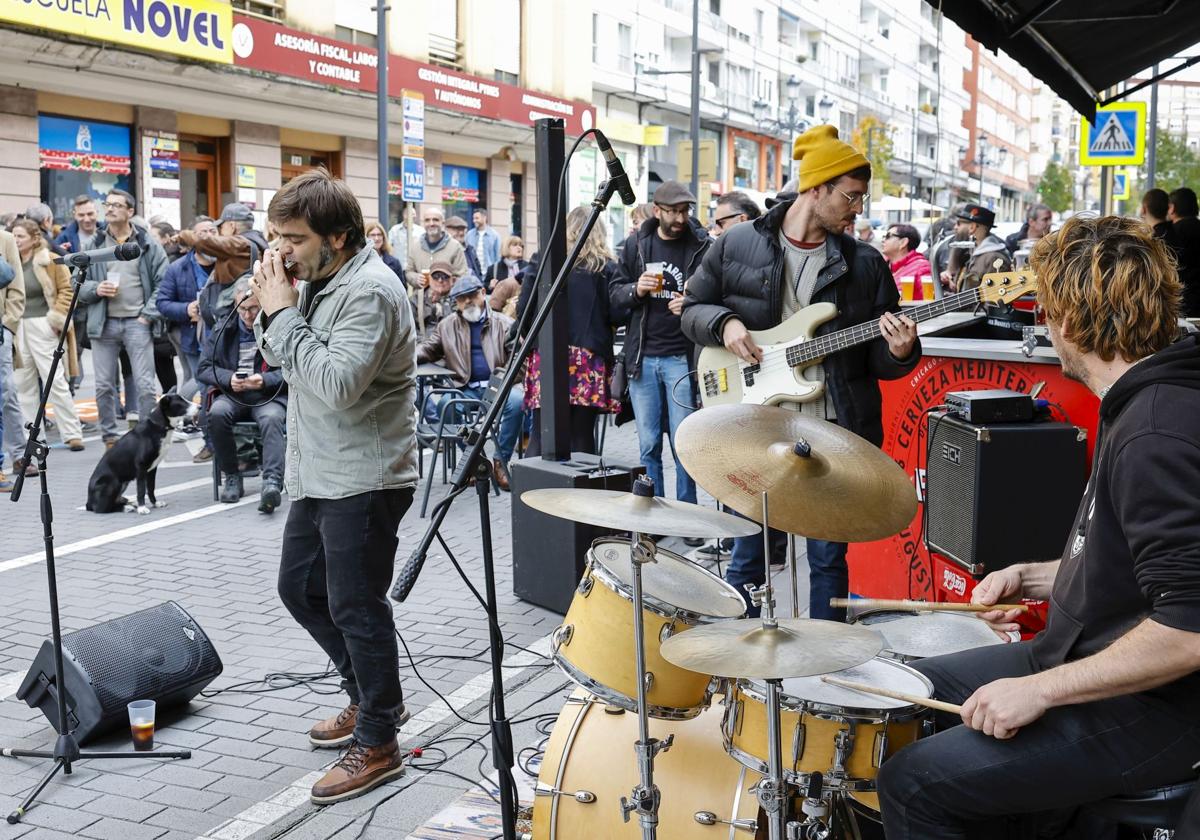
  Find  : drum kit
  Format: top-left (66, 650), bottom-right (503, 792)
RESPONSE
top-left (522, 405), bottom-right (1003, 839)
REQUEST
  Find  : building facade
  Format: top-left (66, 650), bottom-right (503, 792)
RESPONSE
top-left (0, 0), bottom-right (594, 247)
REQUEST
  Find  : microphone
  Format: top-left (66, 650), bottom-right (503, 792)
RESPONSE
top-left (593, 129), bottom-right (637, 207)
top-left (55, 242), bottom-right (141, 268)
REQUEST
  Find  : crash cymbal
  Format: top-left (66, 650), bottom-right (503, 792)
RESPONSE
top-left (519, 488), bottom-right (762, 539)
top-left (660, 618), bottom-right (884, 679)
top-left (675, 404), bottom-right (917, 542)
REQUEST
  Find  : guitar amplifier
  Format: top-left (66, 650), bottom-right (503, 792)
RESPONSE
top-left (924, 412), bottom-right (1087, 574)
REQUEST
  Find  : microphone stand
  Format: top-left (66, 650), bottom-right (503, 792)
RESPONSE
top-left (2, 264), bottom-right (190, 825)
top-left (392, 178), bottom-right (622, 840)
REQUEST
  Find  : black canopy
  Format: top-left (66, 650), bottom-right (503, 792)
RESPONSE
top-left (932, 1), bottom-right (1200, 118)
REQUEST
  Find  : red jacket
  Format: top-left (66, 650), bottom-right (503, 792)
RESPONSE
top-left (888, 249), bottom-right (933, 300)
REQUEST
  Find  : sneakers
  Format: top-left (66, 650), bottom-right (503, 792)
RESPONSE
top-left (310, 738), bottom-right (405, 805)
top-left (192, 445), bottom-right (213, 463)
top-left (66, 439), bottom-right (85, 452)
top-left (259, 480), bottom-right (282, 514)
top-left (219, 474), bottom-right (243, 503)
top-left (309, 703), bottom-right (411, 749)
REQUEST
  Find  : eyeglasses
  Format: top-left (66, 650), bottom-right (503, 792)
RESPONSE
top-left (655, 204), bottom-right (691, 217)
top-left (713, 213), bottom-right (743, 230)
top-left (832, 187), bottom-right (867, 208)
top-left (103, 201), bottom-right (129, 209)
top-left (882, 232), bottom-right (901, 240)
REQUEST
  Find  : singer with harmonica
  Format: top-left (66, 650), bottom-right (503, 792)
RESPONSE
top-left (250, 169), bottom-right (418, 806)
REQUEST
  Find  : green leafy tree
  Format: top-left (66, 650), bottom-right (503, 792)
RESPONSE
top-left (851, 115), bottom-right (896, 197)
top-left (1036, 161), bottom-right (1074, 213)
top-left (1148, 131), bottom-right (1200, 194)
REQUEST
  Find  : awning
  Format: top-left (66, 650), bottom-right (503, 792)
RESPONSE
top-left (931, 1), bottom-right (1200, 119)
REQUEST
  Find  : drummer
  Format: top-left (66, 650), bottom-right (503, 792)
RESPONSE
top-left (682, 124), bottom-right (919, 620)
top-left (877, 216), bottom-right (1200, 837)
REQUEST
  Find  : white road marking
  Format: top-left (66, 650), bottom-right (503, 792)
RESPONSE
top-left (0, 496), bottom-right (260, 574)
top-left (72, 477), bottom-right (215, 510)
top-left (195, 634), bottom-right (553, 840)
top-left (0, 671), bottom-right (24, 702)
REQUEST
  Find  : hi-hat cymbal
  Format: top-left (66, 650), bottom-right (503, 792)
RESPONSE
top-left (519, 488), bottom-right (762, 539)
top-left (675, 404), bottom-right (917, 542)
top-left (660, 618), bottom-right (884, 679)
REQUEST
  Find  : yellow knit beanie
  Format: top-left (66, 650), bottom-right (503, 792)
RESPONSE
top-left (792, 125), bottom-right (871, 193)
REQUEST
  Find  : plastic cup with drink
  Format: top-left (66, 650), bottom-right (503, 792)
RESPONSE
top-left (645, 262), bottom-right (665, 294)
top-left (127, 699), bottom-right (156, 751)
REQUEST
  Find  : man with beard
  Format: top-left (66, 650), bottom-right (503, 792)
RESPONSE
top-left (405, 207), bottom-right (467, 294)
top-left (611, 180), bottom-right (710, 525)
top-left (877, 216), bottom-right (1200, 839)
top-left (250, 169), bottom-right (417, 805)
top-left (682, 125), bottom-right (919, 620)
top-left (947, 204), bottom-right (1013, 291)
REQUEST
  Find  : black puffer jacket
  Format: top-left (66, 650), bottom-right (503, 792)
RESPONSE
top-left (609, 216), bottom-right (711, 378)
top-left (681, 199), bottom-right (920, 446)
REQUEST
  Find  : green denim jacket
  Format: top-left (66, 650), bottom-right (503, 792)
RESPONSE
top-left (256, 246), bottom-right (418, 500)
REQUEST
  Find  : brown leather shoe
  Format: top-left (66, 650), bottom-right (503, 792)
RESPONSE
top-left (492, 458), bottom-right (511, 491)
top-left (66, 439), bottom-right (85, 452)
top-left (309, 703), bottom-right (411, 748)
top-left (309, 704), bottom-right (358, 748)
top-left (310, 738), bottom-right (404, 804)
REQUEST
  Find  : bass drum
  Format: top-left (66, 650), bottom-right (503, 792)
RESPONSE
top-left (534, 690), bottom-right (763, 839)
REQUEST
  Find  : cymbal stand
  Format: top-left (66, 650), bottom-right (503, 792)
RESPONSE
top-left (788, 535), bottom-right (800, 619)
top-left (619, 476), bottom-right (671, 839)
top-left (745, 491), bottom-right (788, 840)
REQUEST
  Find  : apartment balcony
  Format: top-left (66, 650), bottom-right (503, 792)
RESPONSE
top-left (233, 0), bottom-right (283, 20)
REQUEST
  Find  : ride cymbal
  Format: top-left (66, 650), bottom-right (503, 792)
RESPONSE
top-left (675, 404), bottom-right (917, 542)
top-left (519, 488), bottom-right (762, 539)
top-left (660, 618), bottom-right (884, 679)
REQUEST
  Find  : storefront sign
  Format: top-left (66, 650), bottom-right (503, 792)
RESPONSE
top-left (402, 91), bottom-right (425, 158)
top-left (237, 165), bottom-right (257, 188)
top-left (401, 157), bottom-right (425, 202)
top-left (141, 130), bottom-right (181, 229)
top-left (3, 0), bottom-right (232, 64)
top-left (230, 15), bottom-right (595, 136)
top-left (39, 115), bottom-right (131, 175)
top-left (442, 165), bottom-right (480, 203)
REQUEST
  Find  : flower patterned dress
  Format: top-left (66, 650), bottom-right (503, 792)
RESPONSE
top-left (523, 347), bottom-right (621, 414)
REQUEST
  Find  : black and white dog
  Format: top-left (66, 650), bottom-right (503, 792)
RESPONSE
top-left (86, 394), bottom-right (199, 514)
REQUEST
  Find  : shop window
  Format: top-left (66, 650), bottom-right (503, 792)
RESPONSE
top-left (442, 164), bottom-right (487, 225)
top-left (733, 136), bottom-right (759, 189)
top-left (281, 148), bottom-right (341, 184)
top-left (179, 135), bottom-right (228, 227)
top-left (334, 27), bottom-right (378, 49)
top-left (38, 114), bottom-right (132, 224)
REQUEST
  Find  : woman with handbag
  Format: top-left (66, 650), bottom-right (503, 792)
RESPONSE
top-left (518, 207), bottom-right (619, 455)
top-left (9, 220), bottom-right (84, 450)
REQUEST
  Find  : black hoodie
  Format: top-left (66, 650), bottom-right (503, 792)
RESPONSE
top-left (1032, 335), bottom-right (1200, 713)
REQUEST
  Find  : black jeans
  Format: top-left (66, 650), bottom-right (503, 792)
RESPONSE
top-left (278, 488), bottom-right (414, 746)
top-left (208, 396), bottom-right (285, 483)
top-left (877, 642), bottom-right (1200, 839)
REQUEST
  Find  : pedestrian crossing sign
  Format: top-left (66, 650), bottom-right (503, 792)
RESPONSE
top-left (1113, 170), bottom-right (1131, 201)
top-left (1079, 102), bottom-right (1146, 166)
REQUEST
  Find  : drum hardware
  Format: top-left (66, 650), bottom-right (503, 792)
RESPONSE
top-left (792, 773), bottom-right (832, 840)
top-left (787, 535), bottom-right (801, 618)
top-left (872, 725), bottom-right (890, 769)
top-left (693, 810), bottom-right (758, 832)
top-left (576, 575), bottom-right (594, 596)
top-left (551, 624), bottom-right (573, 651)
top-left (534, 785), bottom-right (597, 804)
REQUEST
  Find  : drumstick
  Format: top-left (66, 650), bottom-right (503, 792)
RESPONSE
top-left (829, 598), bottom-right (1028, 613)
top-left (821, 675), bottom-right (963, 715)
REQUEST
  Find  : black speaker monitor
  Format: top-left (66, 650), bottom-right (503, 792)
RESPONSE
top-left (510, 453), bottom-right (643, 614)
top-left (925, 412), bottom-right (1087, 575)
top-left (16, 601), bottom-right (223, 743)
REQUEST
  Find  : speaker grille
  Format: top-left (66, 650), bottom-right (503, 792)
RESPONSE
top-left (926, 415), bottom-right (978, 565)
top-left (62, 602), bottom-right (221, 717)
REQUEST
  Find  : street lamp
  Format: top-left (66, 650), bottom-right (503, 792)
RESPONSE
top-left (754, 75), bottom-right (812, 181)
top-left (818, 95), bottom-right (834, 124)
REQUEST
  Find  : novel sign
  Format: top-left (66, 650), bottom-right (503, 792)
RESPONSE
top-left (1, 0), bottom-right (233, 63)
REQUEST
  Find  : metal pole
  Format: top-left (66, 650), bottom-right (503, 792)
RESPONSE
top-left (909, 110), bottom-right (917, 219)
top-left (1147, 63), bottom-right (1159, 192)
top-left (374, 2), bottom-right (390, 226)
top-left (690, 0), bottom-right (700, 203)
top-left (533, 119), bottom-right (570, 459)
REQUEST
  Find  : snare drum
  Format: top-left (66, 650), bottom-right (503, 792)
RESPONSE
top-left (534, 690), bottom-right (762, 839)
top-left (723, 657), bottom-right (932, 790)
top-left (552, 538), bottom-right (746, 719)
top-left (853, 610), bottom-right (1004, 662)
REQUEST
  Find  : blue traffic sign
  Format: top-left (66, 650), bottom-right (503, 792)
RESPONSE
top-left (401, 156), bottom-right (424, 202)
top-left (1079, 102), bottom-right (1146, 166)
